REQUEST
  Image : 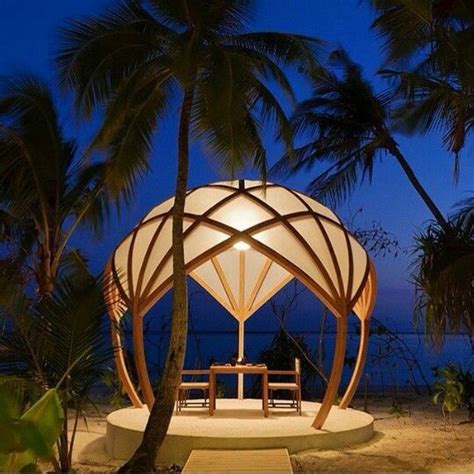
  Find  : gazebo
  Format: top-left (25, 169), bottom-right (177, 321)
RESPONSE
top-left (105, 180), bottom-right (376, 430)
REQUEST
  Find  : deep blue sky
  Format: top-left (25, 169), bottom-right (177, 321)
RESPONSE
top-left (1, 0), bottom-right (472, 326)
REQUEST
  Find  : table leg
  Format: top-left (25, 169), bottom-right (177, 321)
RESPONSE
top-left (262, 370), bottom-right (268, 417)
top-left (209, 370), bottom-right (215, 416)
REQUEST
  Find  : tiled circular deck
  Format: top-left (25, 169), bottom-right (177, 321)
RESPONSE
top-left (106, 399), bottom-right (374, 466)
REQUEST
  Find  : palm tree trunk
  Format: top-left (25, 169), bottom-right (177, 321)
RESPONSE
top-left (118, 88), bottom-right (193, 473)
top-left (387, 141), bottom-right (448, 228)
top-left (37, 244), bottom-right (54, 295)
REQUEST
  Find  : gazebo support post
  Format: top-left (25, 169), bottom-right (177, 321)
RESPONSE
top-left (237, 319), bottom-right (245, 399)
top-left (339, 318), bottom-right (369, 409)
top-left (312, 316), bottom-right (347, 429)
top-left (104, 260), bottom-right (143, 408)
top-left (133, 307), bottom-right (155, 408)
top-left (237, 248), bottom-right (246, 400)
top-left (111, 322), bottom-right (143, 408)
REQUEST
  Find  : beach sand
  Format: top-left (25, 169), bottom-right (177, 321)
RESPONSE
top-left (293, 395), bottom-right (474, 472)
top-left (70, 395), bottom-right (473, 472)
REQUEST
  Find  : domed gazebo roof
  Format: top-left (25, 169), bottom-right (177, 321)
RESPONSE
top-left (105, 180), bottom-right (376, 429)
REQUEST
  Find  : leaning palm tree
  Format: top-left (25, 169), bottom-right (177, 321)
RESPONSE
top-left (274, 49), bottom-right (447, 228)
top-left (56, 1), bottom-right (320, 470)
top-left (368, 0), bottom-right (474, 181)
top-left (0, 74), bottom-right (113, 294)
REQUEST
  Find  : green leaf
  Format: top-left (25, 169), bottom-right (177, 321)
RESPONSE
top-left (0, 389), bottom-right (64, 473)
top-left (21, 389), bottom-right (64, 448)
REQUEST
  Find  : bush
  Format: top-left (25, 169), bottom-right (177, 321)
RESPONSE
top-left (433, 364), bottom-right (473, 422)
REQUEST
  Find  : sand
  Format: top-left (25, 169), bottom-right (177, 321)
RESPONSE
top-left (69, 395), bottom-right (473, 472)
top-left (292, 395), bottom-right (474, 472)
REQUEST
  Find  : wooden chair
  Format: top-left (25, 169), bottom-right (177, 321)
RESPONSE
top-left (176, 370), bottom-right (210, 412)
top-left (267, 358), bottom-right (302, 414)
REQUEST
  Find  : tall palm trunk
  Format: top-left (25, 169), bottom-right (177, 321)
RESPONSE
top-left (37, 251), bottom-right (54, 295)
top-left (387, 140), bottom-right (448, 229)
top-left (119, 88), bottom-right (193, 473)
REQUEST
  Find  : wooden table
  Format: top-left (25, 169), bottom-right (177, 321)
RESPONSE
top-left (209, 365), bottom-right (268, 417)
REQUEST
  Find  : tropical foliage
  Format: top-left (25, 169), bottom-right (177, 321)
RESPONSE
top-left (413, 198), bottom-right (474, 345)
top-left (0, 75), bottom-right (115, 294)
top-left (369, 0), bottom-right (474, 181)
top-left (0, 388), bottom-right (64, 473)
top-left (56, 0), bottom-right (321, 191)
top-left (433, 364), bottom-right (473, 422)
top-left (273, 49), bottom-right (447, 227)
top-left (0, 270), bottom-right (113, 471)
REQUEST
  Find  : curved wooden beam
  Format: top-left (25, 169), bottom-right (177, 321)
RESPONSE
top-left (339, 319), bottom-right (369, 409)
top-left (104, 260), bottom-right (143, 407)
top-left (132, 306), bottom-right (155, 407)
top-left (111, 321), bottom-right (143, 408)
top-left (312, 317), bottom-right (347, 429)
top-left (340, 261), bottom-right (377, 409)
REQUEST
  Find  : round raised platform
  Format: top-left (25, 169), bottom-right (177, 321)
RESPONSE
top-left (106, 399), bottom-right (374, 466)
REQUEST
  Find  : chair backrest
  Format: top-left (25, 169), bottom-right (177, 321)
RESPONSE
top-left (295, 358), bottom-right (301, 375)
top-left (181, 369), bottom-right (210, 381)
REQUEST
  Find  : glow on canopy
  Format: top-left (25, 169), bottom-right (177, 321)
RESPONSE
top-left (233, 241), bottom-right (251, 251)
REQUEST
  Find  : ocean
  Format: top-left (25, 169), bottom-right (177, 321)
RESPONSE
top-left (117, 281), bottom-right (473, 398)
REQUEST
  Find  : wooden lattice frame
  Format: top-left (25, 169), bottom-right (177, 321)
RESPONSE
top-left (105, 180), bottom-right (377, 429)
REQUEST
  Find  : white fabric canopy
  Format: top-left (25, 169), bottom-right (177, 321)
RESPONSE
top-left (109, 180), bottom-right (371, 320)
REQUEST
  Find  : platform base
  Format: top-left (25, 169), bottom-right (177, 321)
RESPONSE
top-left (106, 399), bottom-right (374, 466)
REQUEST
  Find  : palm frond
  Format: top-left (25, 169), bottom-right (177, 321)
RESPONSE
top-left (273, 49), bottom-right (391, 206)
top-left (370, 0), bottom-right (474, 166)
top-left (147, 0), bottom-right (255, 34)
top-left (387, 69), bottom-right (474, 180)
top-left (0, 272), bottom-right (114, 397)
top-left (370, 0), bottom-right (433, 67)
top-left (413, 218), bottom-right (474, 346)
top-left (56, 0), bottom-right (174, 118)
top-left (228, 32), bottom-right (324, 73)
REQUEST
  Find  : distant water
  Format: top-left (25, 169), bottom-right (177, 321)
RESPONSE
top-left (122, 282), bottom-right (473, 397)
top-left (135, 329), bottom-right (473, 397)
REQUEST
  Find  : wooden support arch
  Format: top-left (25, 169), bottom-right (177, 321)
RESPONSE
top-left (312, 316), bottom-right (347, 429)
top-left (110, 322), bottom-right (143, 408)
top-left (339, 319), bottom-right (369, 409)
top-left (340, 262), bottom-right (377, 409)
top-left (132, 306), bottom-right (155, 407)
top-left (104, 261), bottom-right (143, 408)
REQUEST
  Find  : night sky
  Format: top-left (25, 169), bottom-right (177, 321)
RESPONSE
top-left (1, 0), bottom-right (472, 329)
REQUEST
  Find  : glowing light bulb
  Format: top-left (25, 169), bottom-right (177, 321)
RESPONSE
top-left (233, 241), bottom-right (250, 251)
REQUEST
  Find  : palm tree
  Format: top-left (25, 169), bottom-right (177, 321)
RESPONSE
top-left (274, 49), bottom-right (447, 228)
top-left (56, 1), bottom-right (320, 470)
top-left (0, 270), bottom-right (113, 472)
top-left (0, 75), bottom-right (113, 294)
top-left (368, 0), bottom-right (474, 181)
top-left (413, 195), bottom-right (474, 346)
